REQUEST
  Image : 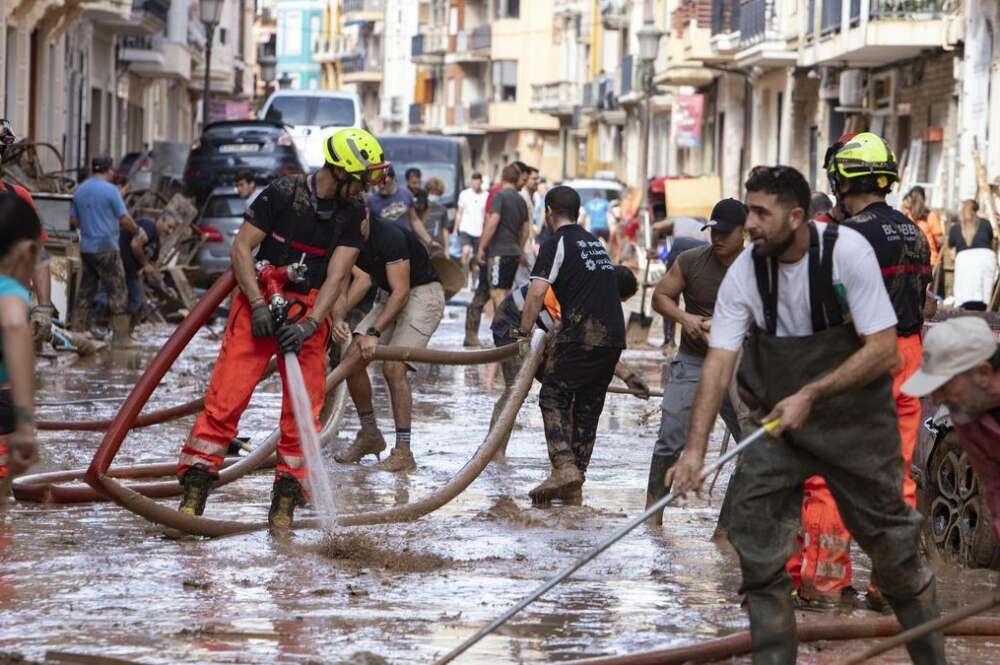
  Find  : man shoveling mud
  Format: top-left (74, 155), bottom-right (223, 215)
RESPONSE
top-left (667, 166), bottom-right (946, 664)
top-left (330, 212), bottom-right (446, 472)
top-left (176, 128), bottom-right (388, 531)
top-left (519, 185), bottom-right (626, 505)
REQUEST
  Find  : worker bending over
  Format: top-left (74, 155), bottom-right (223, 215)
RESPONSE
top-left (331, 214), bottom-right (446, 472)
top-left (519, 186), bottom-right (626, 504)
top-left (667, 165), bottom-right (944, 664)
top-left (490, 264), bottom-right (646, 463)
top-left (176, 129), bottom-right (387, 531)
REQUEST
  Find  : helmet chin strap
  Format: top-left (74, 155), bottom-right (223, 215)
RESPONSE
top-left (323, 163), bottom-right (356, 199)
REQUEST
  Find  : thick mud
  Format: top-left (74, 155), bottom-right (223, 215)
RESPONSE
top-left (3, 291), bottom-right (999, 663)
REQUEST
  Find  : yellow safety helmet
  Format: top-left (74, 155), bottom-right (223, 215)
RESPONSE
top-left (323, 128), bottom-right (390, 185)
top-left (825, 131), bottom-right (898, 193)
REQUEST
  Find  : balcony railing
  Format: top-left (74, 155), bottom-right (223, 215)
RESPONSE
top-left (343, 0), bottom-right (384, 15)
top-left (412, 29), bottom-right (447, 57)
top-left (133, 0), bottom-right (169, 24)
top-left (341, 54), bottom-right (377, 73)
top-left (469, 101), bottom-right (488, 123)
top-left (871, 0), bottom-right (949, 16)
top-left (821, 0), bottom-right (843, 34)
top-left (531, 81), bottom-right (580, 109)
top-left (711, 0), bottom-right (741, 34)
top-left (471, 25), bottom-right (491, 50)
top-left (738, 0), bottom-right (767, 46)
top-left (409, 103), bottom-right (424, 127)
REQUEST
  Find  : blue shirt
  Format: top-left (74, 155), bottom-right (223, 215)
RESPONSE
top-left (71, 178), bottom-right (128, 253)
top-left (0, 275), bottom-right (30, 386)
top-left (366, 188), bottom-right (415, 231)
top-left (585, 198), bottom-right (610, 231)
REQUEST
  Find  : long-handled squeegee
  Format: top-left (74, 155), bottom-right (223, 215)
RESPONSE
top-left (433, 419), bottom-right (781, 665)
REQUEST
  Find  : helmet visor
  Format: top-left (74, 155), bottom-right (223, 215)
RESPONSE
top-left (362, 160), bottom-right (392, 187)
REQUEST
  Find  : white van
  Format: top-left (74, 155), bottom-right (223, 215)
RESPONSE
top-left (259, 90), bottom-right (362, 171)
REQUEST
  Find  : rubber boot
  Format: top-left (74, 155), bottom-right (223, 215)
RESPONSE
top-left (111, 313), bottom-right (139, 349)
top-left (886, 582), bottom-right (948, 665)
top-left (334, 427), bottom-right (387, 464)
top-left (746, 585), bottom-right (798, 665)
top-left (463, 306), bottom-right (481, 347)
top-left (178, 466), bottom-right (214, 516)
top-left (375, 447), bottom-right (417, 472)
top-left (529, 461), bottom-right (584, 505)
top-left (70, 302), bottom-right (90, 333)
top-left (645, 452), bottom-right (674, 526)
top-left (268, 474), bottom-right (305, 531)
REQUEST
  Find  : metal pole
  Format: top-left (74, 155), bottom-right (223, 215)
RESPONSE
top-left (638, 70), bottom-right (652, 252)
top-left (203, 22), bottom-right (215, 129)
top-left (433, 420), bottom-right (781, 665)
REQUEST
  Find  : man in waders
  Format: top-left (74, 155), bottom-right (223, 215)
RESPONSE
top-left (785, 133), bottom-right (933, 612)
top-left (176, 128), bottom-right (388, 531)
top-left (520, 186), bottom-right (626, 504)
top-left (667, 165), bottom-right (945, 665)
top-left (645, 198), bottom-right (746, 524)
top-left (329, 215), bottom-right (446, 472)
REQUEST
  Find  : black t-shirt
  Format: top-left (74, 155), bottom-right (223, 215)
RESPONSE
top-left (246, 175), bottom-right (364, 292)
top-left (949, 219), bottom-right (995, 253)
top-left (409, 186), bottom-right (429, 216)
top-left (488, 187), bottom-right (529, 257)
top-left (844, 202), bottom-right (931, 337)
top-left (119, 217), bottom-right (159, 276)
top-left (355, 218), bottom-right (439, 292)
top-left (531, 223), bottom-right (624, 348)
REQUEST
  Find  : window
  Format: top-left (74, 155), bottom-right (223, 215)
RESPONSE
top-left (219, 28), bottom-right (227, 45)
top-left (310, 16), bottom-right (321, 39)
top-left (284, 11), bottom-right (302, 56)
top-left (491, 60), bottom-right (517, 102)
top-left (495, 0), bottom-right (519, 19)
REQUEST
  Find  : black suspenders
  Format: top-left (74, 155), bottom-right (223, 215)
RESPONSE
top-left (752, 222), bottom-right (844, 336)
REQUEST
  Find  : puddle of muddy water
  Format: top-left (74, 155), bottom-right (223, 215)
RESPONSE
top-left (3, 293), bottom-right (998, 664)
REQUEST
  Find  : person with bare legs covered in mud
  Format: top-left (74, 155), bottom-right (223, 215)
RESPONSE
top-left (667, 165), bottom-right (945, 665)
top-left (176, 128), bottom-right (388, 532)
top-left (519, 185), bottom-right (626, 505)
top-left (329, 214), bottom-right (445, 473)
top-left (489, 264), bottom-right (647, 463)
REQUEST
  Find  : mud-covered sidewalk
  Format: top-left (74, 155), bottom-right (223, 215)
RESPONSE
top-left (3, 297), bottom-right (999, 664)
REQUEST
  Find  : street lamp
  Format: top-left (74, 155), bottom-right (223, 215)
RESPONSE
top-left (278, 72), bottom-right (293, 90)
top-left (200, 0), bottom-right (225, 127)
top-left (635, 13), bottom-right (663, 252)
top-left (258, 49), bottom-right (277, 100)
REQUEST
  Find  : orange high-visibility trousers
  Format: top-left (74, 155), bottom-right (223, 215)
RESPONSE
top-left (177, 289), bottom-right (329, 490)
top-left (786, 333), bottom-right (922, 598)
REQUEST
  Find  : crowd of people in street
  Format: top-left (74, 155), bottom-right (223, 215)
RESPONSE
top-left (4, 114), bottom-right (1000, 665)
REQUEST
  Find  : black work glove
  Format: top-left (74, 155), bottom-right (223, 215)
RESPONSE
top-left (251, 301), bottom-right (275, 339)
top-left (277, 317), bottom-right (320, 354)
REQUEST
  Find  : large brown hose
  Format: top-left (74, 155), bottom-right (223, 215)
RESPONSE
top-left (560, 617), bottom-right (1000, 665)
top-left (87, 345), bottom-right (524, 537)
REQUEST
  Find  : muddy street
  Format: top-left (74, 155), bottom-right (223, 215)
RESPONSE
top-left (3, 301), bottom-right (998, 664)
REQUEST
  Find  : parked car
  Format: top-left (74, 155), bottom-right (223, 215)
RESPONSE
top-left (193, 186), bottom-right (246, 286)
top-left (183, 120), bottom-right (306, 205)
top-left (378, 135), bottom-right (471, 212)
top-left (115, 150), bottom-right (154, 190)
top-left (259, 90), bottom-right (361, 171)
top-left (561, 178), bottom-right (624, 206)
top-left (916, 310), bottom-right (1000, 571)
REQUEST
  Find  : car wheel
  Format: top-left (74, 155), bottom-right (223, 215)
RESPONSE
top-left (923, 431), bottom-right (1000, 570)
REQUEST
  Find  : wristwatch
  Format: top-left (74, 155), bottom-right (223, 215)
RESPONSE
top-left (365, 326), bottom-right (381, 338)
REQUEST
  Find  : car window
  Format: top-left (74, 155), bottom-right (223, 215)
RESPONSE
top-left (392, 162), bottom-right (457, 198)
top-left (205, 195), bottom-right (247, 218)
top-left (264, 96), bottom-right (356, 127)
top-left (575, 187), bottom-right (621, 204)
top-left (204, 124), bottom-right (280, 140)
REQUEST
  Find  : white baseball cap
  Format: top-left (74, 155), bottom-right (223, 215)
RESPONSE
top-left (902, 317), bottom-right (998, 397)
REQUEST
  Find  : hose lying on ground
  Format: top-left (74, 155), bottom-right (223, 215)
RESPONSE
top-left (87, 332), bottom-right (539, 537)
top-left (559, 617), bottom-right (1000, 665)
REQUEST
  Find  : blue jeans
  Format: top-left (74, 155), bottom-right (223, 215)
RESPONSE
top-left (96, 272), bottom-right (144, 315)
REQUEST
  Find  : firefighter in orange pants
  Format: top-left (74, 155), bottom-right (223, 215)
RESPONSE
top-left (177, 128), bottom-right (389, 531)
top-left (787, 132), bottom-right (933, 610)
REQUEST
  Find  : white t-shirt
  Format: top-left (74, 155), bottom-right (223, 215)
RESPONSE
top-left (710, 222), bottom-right (898, 351)
top-left (457, 187), bottom-right (488, 237)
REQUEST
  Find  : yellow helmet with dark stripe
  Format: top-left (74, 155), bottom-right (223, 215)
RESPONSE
top-left (323, 128), bottom-right (390, 184)
top-left (826, 132), bottom-right (898, 191)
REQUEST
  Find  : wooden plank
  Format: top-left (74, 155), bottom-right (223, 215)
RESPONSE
top-left (165, 265), bottom-right (195, 310)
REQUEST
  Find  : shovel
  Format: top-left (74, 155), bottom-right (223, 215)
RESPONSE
top-left (626, 257), bottom-right (654, 346)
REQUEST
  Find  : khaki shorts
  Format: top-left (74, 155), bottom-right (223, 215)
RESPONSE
top-left (355, 282), bottom-right (445, 366)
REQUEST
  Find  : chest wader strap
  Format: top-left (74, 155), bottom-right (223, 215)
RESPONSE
top-left (752, 222), bottom-right (845, 336)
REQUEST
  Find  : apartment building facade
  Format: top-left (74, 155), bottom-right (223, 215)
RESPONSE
top-left (1, 0), bottom-right (253, 180)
